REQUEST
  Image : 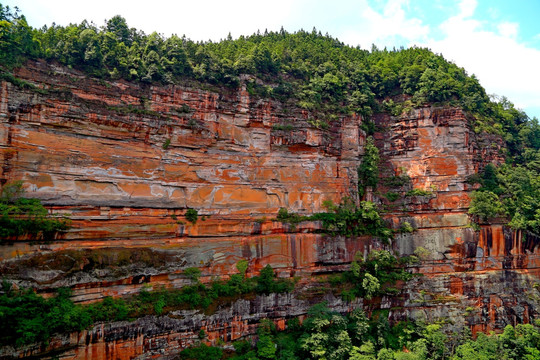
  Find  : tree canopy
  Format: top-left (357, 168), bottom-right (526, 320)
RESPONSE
top-left (0, 4), bottom-right (529, 124)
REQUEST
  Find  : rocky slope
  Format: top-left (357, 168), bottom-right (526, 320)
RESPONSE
top-left (1, 60), bottom-right (539, 359)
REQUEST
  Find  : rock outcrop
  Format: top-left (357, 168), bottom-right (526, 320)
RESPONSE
top-left (1, 61), bottom-right (539, 359)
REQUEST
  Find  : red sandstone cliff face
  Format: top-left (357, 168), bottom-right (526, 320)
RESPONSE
top-left (0, 60), bottom-right (366, 298)
top-left (1, 61), bottom-right (539, 359)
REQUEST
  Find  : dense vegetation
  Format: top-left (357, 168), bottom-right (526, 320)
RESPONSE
top-left (0, 181), bottom-right (70, 241)
top-left (0, 249), bottom-right (416, 348)
top-left (277, 198), bottom-right (393, 241)
top-left (468, 160), bottom-right (540, 233)
top-left (0, 263), bottom-right (293, 347)
top-left (179, 303), bottom-right (540, 360)
top-left (0, 4), bottom-right (535, 132)
top-left (330, 249), bottom-right (415, 301)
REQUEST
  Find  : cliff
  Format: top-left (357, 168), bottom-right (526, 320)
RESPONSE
top-left (1, 60), bottom-right (540, 359)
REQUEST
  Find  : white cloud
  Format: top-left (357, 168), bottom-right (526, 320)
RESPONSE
top-left (5, 0), bottom-right (296, 40)
top-left (457, 0), bottom-right (477, 18)
top-left (422, 0), bottom-right (540, 115)
top-left (337, 0), bottom-right (540, 118)
top-left (339, 0), bottom-right (430, 48)
top-left (497, 22), bottom-right (519, 39)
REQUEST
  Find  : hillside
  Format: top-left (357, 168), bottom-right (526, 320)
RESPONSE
top-left (1, 5), bottom-right (540, 360)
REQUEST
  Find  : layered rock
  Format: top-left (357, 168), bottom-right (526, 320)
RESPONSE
top-left (1, 61), bottom-right (540, 359)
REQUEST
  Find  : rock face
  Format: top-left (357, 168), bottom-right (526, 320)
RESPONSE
top-left (1, 61), bottom-right (539, 359)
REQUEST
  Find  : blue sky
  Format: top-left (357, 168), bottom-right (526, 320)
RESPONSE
top-left (3, 0), bottom-right (540, 119)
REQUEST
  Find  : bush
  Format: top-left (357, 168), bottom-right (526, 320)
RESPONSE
top-left (398, 221), bottom-right (415, 233)
top-left (185, 208), bottom-right (198, 223)
top-left (236, 259), bottom-right (249, 276)
top-left (162, 138), bottom-right (171, 149)
top-left (405, 188), bottom-right (433, 197)
top-left (468, 190), bottom-right (505, 221)
top-left (0, 181), bottom-right (70, 241)
top-left (179, 344), bottom-right (223, 360)
top-left (384, 192), bottom-right (400, 202)
top-left (311, 199), bottom-right (393, 240)
top-left (358, 136), bottom-right (380, 196)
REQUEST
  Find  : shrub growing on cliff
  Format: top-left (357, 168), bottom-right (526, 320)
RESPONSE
top-left (184, 267), bottom-right (202, 282)
top-left (468, 190), bottom-right (506, 222)
top-left (236, 259), bottom-right (249, 276)
top-left (276, 207), bottom-right (308, 225)
top-left (358, 136), bottom-right (380, 198)
top-left (255, 265), bottom-right (294, 294)
top-left (312, 199), bottom-right (393, 241)
top-left (405, 188), bottom-right (434, 197)
top-left (185, 208), bottom-right (198, 224)
top-left (339, 250), bottom-right (414, 301)
top-left (0, 181), bottom-right (70, 241)
top-left (162, 138), bottom-right (171, 149)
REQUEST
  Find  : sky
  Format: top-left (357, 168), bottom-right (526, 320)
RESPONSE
top-left (3, 0), bottom-right (540, 119)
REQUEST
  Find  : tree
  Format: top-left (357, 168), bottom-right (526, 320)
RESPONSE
top-left (0, 181), bottom-right (70, 240)
top-left (257, 334), bottom-right (277, 359)
top-left (105, 15), bottom-right (131, 44)
top-left (468, 191), bottom-right (505, 222)
top-left (362, 273), bottom-right (380, 300)
top-left (358, 136), bottom-right (380, 197)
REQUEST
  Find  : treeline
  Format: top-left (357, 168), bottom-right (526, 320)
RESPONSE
top-left (180, 303), bottom-right (540, 360)
top-left (0, 4), bottom-right (488, 116)
top-left (0, 4), bottom-right (534, 131)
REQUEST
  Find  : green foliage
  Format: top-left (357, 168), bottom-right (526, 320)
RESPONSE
top-left (276, 198), bottom-right (392, 240)
top-left (257, 334), bottom-right (277, 359)
top-left (185, 208), bottom-right (198, 224)
top-left (276, 207), bottom-right (309, 225)
top-left (405, 188), bottom-right (433, 197)
top-left (0, 263), bottom-right (293, 347)
top-left (179, 343), bottom-right (223, 360)
top-left (162, 138), bottom-right (171, 150)
top-left (468, 191), bottom-right (505, 222)
top-left (362, 273), bottom-right (381, 300)
top-left (398, 221), bottom-right (415, 233)
top-left (168, 300), bottom-right (540, 360)
top-left (311, 199), bottom-right (393, 240)
top-left (384, 192), bottom-right (400, 202)
top-left (0, 181), bottom-right (70, 240)
top-left (272, 124), bottom-right (294, 131)
top-left (0, 287), bottom-right (91, 347)
top-left (255, 265), bottom-right (294, 294)
top-left (358, 136), bottom-right (380, 197)
top-left (467, 162), bottom-right (540, 233)
top-left (413, 247), bottom-right (430, 260)
top-left (236, 259), bottom-right (249, 276)
top-left (338, 250), bottom-right (414, 301)
top-left (184, 267), bottom-right (202, 282)
top-left (383, 174), bottom-right (411, 188)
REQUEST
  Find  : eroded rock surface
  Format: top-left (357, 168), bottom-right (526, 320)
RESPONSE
top-left (1, 61), bottom-right (539, 359)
